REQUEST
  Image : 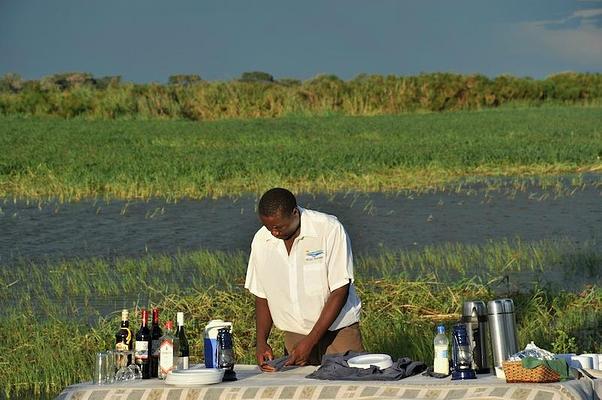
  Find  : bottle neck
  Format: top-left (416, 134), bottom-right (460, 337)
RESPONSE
top-left (141, 310), bottom-right (148, 328)
top-left (152, 309), bottom-right (159, 324)
top-left (121, 320), bottom-right (130, 328)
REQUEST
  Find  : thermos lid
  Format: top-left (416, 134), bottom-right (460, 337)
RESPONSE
top-left (462, 300), bottom-right (487, 317)
top-left (488, 298), bottom-right (514, 314)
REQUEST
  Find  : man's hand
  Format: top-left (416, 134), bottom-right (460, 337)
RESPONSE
top-left (284, 337), bottom-right (316, 367)
top-left (256, 342), bottom-right (276, 372)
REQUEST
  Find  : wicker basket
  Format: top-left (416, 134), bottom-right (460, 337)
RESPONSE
top-left (502, 361), bottom-right (560, 383)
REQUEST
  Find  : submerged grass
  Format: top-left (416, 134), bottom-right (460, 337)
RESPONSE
top-left (1, 238), bottom-right (599, 305)
top-left (0, 106), bottom-right (601, 201)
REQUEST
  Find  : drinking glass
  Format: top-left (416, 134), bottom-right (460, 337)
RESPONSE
top-left (93, 351), bottom-right (116, 384)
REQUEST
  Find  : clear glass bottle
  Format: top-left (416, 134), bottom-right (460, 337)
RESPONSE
top-left (434, 324), bottom-right (450, 375)
top-left (158, 320), bottom-right (178, 379)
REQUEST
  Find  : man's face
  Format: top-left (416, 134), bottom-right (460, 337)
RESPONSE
top-left (259, 207), bottom-right (300, 240)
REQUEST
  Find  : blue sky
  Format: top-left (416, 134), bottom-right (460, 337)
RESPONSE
top-left (1, 0), bottom-right (601, 83)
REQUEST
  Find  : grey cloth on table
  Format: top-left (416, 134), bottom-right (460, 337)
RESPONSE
top-left (265, 356), bottom-right (288, 371)
top-left (306, 351), bottom-right (427, 381)
top-left (264, 356), bottom-right (301, 372)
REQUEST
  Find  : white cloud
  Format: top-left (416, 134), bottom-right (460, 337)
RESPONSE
top-left (571, 8), bottom-right (602, 19)
top-left (508, 8), bottom-right (602, 68)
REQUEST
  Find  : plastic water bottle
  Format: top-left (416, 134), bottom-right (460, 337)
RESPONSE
top-left (434, 324), bottom-right (450, 375)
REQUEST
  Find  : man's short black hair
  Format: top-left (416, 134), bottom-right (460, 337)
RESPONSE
top-left (258, 188), bottom-right (297, 217)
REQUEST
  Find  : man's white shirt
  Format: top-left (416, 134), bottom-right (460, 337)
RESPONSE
top-left (245, 207), bottom-right (361, 335)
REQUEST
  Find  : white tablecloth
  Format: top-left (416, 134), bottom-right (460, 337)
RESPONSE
top-left (56, 365), bottom-right (602, 400)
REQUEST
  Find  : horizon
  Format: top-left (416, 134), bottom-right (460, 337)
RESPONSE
top-left (1, 0), bottom-right (601, 83)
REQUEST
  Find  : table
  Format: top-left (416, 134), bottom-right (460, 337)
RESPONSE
top-left (56, 365), bottom-right (602, 400)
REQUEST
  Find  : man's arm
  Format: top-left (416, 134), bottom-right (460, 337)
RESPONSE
top-left (284, 282), bottom-right (350, 366)
top-left (255, 296), bottom-right (276, 371)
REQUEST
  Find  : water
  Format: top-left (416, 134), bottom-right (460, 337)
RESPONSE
top-left (0, 181), bottom-right (600, 266)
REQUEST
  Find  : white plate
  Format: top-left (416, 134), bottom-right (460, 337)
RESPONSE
top-left (164, 368), bottom-right (224, 386)
top-left (172, 367), bottom-right (222, 375)
top-left (347, 354), bottom-right (393, 370)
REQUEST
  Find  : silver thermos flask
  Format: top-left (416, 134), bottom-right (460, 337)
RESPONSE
top-left (461, 301), bottom-right (491, 373)
top-left (487, 298), bottom-right (519, 368)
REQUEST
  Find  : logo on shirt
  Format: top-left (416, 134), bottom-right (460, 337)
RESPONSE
top-left (305, 249), bottom-right (325, 261)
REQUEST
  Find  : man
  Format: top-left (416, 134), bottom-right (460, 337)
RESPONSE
top-left (245, 188), bottom-right (363, 370)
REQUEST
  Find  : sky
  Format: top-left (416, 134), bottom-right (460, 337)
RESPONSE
top-left (1, 0), bottom-right (601, 83)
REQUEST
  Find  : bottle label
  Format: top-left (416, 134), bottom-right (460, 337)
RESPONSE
top-left (159, 339), bottom-right (174, 377)
top-left (135, 341), bottom-right (149, 360)
top-left (116, 342), bottom-right (129, 352)
top-left (435, 344), bottom-right (448, 359)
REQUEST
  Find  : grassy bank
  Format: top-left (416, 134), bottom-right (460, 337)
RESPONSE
top-left (1, 238), bottom-right (601, 397)
top-left (1, 106), bottom-right (601, 201)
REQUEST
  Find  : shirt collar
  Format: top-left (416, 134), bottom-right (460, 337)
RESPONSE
top-left (263, 206), bottom-right (318, 242)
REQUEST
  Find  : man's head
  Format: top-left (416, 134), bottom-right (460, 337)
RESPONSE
top-left (258, 188), bottom-right (300, 240)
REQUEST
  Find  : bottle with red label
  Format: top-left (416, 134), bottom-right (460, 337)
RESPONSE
top-left (159, 320), bottom-right (179, 379)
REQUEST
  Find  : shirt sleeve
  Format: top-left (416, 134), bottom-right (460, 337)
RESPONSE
top-left (244, 240), bottom-right (267, 298)
top-left (325, 220), bottom-right (354, 291)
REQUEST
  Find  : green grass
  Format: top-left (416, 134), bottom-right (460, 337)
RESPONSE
top-left (0, 106), bottom-right (601, 201)
top-left (1, 238), bottom-right (600, 398)
top-left (1, 280), bottom-right (600, 399)
top-left (1, 238), bottom-right (599, 305)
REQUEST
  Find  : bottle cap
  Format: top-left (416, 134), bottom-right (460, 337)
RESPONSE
top-left (121, 309), bottom-right (129, 320)
top-left (165, 320), bottom-right (174, 330)
top-left (437, 324), bottom-right (445, 334)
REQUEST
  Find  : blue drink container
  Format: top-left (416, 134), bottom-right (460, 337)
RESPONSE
top-left (203, 320), bottom-right (232, 368)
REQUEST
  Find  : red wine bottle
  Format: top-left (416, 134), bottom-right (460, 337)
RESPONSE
top-left (150, 308), bottom-right (163, 378)
top-left (134, 308), bottom-right (151, 379)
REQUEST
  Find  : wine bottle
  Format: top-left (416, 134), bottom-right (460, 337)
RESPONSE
top-left (176, 312), bottom-right (189, 369)
top-left (115, 309), bottom-right (132, 367)
top-left (159, 320), bottom-right (177, 379)
top-left (150, 308), bottom-right (163, 378)
top-left (134, 308), bottom-right (152, 379)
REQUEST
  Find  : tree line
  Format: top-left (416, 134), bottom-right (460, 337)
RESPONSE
top-left (0, 71), bottom-right (600, 119)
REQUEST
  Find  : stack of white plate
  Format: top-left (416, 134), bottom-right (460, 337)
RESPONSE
top-left (164, 368), bottom-right (225, 386)
top-left (347, 354), bottom-right (393, 370)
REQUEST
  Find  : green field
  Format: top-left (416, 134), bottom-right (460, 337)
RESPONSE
top-left (1, 106), bottom-right (601, 201)
top-left (1, 105), bottom-right (601, 398)
top-left (1, 239), bottom-right (601, 398)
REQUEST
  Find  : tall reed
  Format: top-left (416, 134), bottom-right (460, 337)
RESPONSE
top-left (1, 72), bottom-right (601, 120)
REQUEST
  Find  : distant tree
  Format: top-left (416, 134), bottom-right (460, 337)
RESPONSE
top-left (277, 78), bottom-right (302, 87)
top-left (95, 75), bottom-right (122, 90)
top-left (239, 71), bottom-right (274, 83)
top-left (42, 72), bottom-right (95, 91)
top-left (0, 73), bottom-right (23, 93)
top-left (168, 74), bottom-right (202, 86)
